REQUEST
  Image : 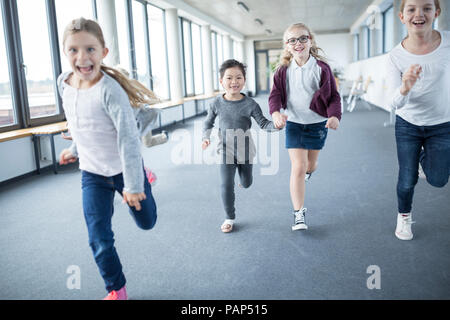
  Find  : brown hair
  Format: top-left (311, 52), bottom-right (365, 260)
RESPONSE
top-left (278, 23), bottom-right (327, 68)
top-left (62, 17), bottom-right (159, 108)
top-left (400, 0), bottom-right (441, 12)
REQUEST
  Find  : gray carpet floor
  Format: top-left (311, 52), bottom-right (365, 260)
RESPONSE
top-left (0, 95), bottom-right (449, 300)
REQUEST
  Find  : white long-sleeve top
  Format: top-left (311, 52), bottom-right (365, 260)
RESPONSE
top-left (386, 30), bottom-right (450, 126)
top-left (57, 71), bottom-right (158, 194)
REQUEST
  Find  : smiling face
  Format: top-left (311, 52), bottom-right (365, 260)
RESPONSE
top-left (64, 31), bottom-right (108, 86)
top-left (220, 66), bottom-right (245, 96)
top-left (284, 27), bottom-right (312, 64)
top-left (399, 0), bottom-right (440, 34)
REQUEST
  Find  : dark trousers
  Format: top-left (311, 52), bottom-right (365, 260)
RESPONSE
top-left (219, 162), bottom-right (253, 219)
top-left (81, 168), bottom-right (157, 292)
top-left (395, 116), bottom-right (450, 213)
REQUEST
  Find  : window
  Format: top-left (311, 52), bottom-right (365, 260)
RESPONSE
top-left (0, 8), bottom-right (14, 127)
top-left (18, 0), bottom-right (59, 119)
top-left (383, 6), bottom-right (394, 53)
top-left (147, 4), bottom-right (169, 100)
top-left (353, 33), bottom-right (359, 61)
top-left (182, 19), bottom-right (194, 96)
top-left (191, 23), bottom-right (203, 95)
top-left (55, 0), bottom-right (95, 73)
top-left (366, 27), bottom-right (371, 58)
top-left (217, 33), bottom-right (223, 65)
top-left (211, 31), bottom-right (218, 90)
top-left (115, 0), bottom-right (132, 75)
top-left (132, 0), bottom-right (150, 86)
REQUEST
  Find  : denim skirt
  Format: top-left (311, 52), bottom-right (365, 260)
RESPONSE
top-left (285, 120), bottom-right (328, 150)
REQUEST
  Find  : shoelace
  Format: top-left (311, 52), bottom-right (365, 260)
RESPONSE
top-left (399, 216), bottom-right (415, 232)
top-left (294, 208), bottom-right (307, 224)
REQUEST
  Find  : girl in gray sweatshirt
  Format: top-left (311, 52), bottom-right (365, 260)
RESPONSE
top-left (202, 59), bottom-right (278, 233)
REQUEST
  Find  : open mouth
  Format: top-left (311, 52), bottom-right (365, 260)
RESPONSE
top-left (412, 20), bottom-right (425, 26)
top-left (77, 65), bottom-right (94, 74)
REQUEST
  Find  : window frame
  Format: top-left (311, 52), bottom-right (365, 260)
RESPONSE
top-left (0, 0), bottom-right (71, 133)
top-left (382, 5), bottom-right (394, 54)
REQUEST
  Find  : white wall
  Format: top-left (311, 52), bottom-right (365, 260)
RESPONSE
top-left (0, 135), bottom-right (72, 183)
top-left (315, 32), bottom-right (353, 71)
top-left (344, 53), bottom-right (391, 112)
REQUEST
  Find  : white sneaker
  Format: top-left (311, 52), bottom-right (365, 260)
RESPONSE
top-left (395, 213), bottom-right (415, 240)
top-left (292, 208), bottom-right (308, 231)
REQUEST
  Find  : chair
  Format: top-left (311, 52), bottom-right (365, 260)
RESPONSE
top-left (347, 76), bottom-right (372, 112)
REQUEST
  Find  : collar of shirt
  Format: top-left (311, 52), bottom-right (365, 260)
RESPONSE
top-left (291, 55), bottom-right (316, 71)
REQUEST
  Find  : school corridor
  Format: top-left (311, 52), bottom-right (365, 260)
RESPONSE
top-left (0, 95), bottom-right (449, 300)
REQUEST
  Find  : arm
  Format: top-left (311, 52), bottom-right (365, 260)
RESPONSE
top-left (386, 54), bottom-right (411, 110)
top-left (202, 102), bottom-right (218, 141)
top-left (103, 81), bottom-right (145, 195)
top-left (251, 102), bottom-right (278, 131)
top-left (268, 67), bottom-right (284, 115)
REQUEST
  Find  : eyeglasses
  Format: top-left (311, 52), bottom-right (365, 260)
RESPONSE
top-left (286, 35), bottom-right (310, 45)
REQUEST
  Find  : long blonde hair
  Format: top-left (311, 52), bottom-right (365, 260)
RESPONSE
top-left (279, 23), bottom-right (327, 68)
top-left (62, 17), bottom-right (159, 108)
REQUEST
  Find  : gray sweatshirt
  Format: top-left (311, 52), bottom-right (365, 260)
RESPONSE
top-left (202, 94), bottom-right (277, 163)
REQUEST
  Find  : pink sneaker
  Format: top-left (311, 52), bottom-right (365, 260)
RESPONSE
top-left (144, 167), bottom-right (157, 186)
top-left (103, 285), bottom-right (128, 300)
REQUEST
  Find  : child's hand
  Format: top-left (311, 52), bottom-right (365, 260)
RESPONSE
top-left (59, 149), bottom-right (77, 165)
top-left (202, 139), bottom-right (210, 150)
top-left (61, 131), bottom-right (72, 140)
top-left (272, 111), bottom-right (288, 129)
top-left (400, 64), bottom-right (422, 95)
top-left (122, 191), bottom-right (146, 211)
top-left (325, 117), bottom-right (340, 130)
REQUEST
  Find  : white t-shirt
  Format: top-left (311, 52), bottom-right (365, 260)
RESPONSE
top-left (386, 30), bottom-right (450, 126)
top-left (285, 56), bottom-right (328, 124)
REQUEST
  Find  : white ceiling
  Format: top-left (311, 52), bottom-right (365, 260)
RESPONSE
top-left (182, 0), bottom-right (375, 37)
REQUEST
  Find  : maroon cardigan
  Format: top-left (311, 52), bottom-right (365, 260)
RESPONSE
top-left (268, 59), bottom-right (342, 121)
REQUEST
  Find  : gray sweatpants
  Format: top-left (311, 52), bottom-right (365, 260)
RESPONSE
top-left (220, 162), bottom-right (253, 219)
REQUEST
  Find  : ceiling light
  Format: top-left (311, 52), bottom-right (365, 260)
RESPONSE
top-left (237, 1), bottom-right (249, 13)
top-left (265, 29), bottom-right (272, 35)
top-left (254, 18), bottom-right (263, 26)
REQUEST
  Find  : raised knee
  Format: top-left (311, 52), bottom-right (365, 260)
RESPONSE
top-left (427, 176), bottom-right (448, 188)
top-left (138, 211), bottom-right (157, 230)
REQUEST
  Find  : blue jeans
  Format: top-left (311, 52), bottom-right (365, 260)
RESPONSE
top-left (81, 168), bottom-right (157, 292)
top-left (395, 116), bottom-right (450, 213)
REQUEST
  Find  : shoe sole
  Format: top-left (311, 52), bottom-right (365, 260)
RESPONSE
top-left (395, 232), bottom-right (413, 240)
top-left (292, 224), bottom-right (308, 231)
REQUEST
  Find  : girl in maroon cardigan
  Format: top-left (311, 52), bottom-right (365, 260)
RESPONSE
top-left (268, 23), bottom-right (342, 231)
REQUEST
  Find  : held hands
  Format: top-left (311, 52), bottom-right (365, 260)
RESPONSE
top-left (122, 191), bottom-right (146, 211)
top-left (400, 64), bottom-right (422, 96)
top-left (325, 116), bottom-right (340, 130)
top-left (59, 149), bottom-right (77, 165)
top-left (272, 111), bottom-right (288, 129)
top-left (202, 139), bottom-right (210, 150)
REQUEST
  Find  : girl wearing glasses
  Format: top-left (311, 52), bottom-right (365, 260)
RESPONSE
top-left (386, 0), bottom-right (450, 241)
top-left (268, 23), bottom-right (342, 231)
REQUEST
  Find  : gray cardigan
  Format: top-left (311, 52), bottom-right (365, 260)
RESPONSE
top-left (57, 71), bottom-right (159, 193)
